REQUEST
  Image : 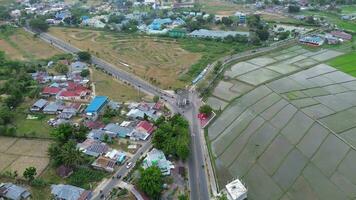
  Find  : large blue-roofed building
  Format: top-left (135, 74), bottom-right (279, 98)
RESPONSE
top-left (85, 96), bottom-right (109, 117)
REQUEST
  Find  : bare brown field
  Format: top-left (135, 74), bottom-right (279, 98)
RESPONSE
top-left (0, 137), bottom-right (51, 177)
top-left (7, 156), bottom-right (49, 177)
top-left (49, 27), bottom-right (201, 89)
top-left (0, 137), bottom-right (17, 152)
top-left (0, 153), bottom-right (18, 172)
top-left (0, 39), bottom-right (24, 60)
top-left (6, 139), bottom-right (51, 157)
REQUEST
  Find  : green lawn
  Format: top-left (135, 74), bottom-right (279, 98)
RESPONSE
top-left (178, 38), bottom-right (250, 81)
top-left (301, 10), bottom-right (356, 32)
top-left (13, 101), bottom-right (53, 138)
top-left (341, 5), bottom-right (356, 14)
top-left (328, 52), bottom-right (356, 76)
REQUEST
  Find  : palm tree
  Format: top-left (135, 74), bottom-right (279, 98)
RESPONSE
top-left (61, 140), bottom-right (84, 168)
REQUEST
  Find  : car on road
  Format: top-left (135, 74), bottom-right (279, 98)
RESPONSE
top-left (126, 162), bottom-right (132, 169)
top-left (116, 174), bottom-right (122, 179)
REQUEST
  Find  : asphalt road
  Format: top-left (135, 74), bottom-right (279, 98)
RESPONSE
top-left (23, 28), bottom-right (210, 200)
top-left (93, 139), bottom-right (152, 200)
top-left (184, 92), bottom-right (210, 200)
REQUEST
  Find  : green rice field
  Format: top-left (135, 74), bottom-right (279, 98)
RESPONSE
top-left (328, 52), bottom-right (356, 76)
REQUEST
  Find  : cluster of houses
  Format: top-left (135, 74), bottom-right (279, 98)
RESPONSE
top-left (0, 182), bottom-right (92, 200)
top-left (30, 60), bottom-right (92, 126)
top-left (299, 30), bottom-right (353, 46)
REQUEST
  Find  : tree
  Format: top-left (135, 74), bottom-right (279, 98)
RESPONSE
top-left (138, 166), bottom-right (163, 200)
top-left (61, 140), bottom-right (85, 168)
top-left (153, 95), bottom-right (160, 103)
top-left (216, 193), bottom-right (228, 200)
top-left (77, 51), bottom-right (91, 62)
top-left (51, 123), bottom-right (74, 143)
top-left (178, 194), bottom-right (189, 200)
top-left (152, 114), bottom-right (190, 160)
top-left (278, 31), bottom-right (290, 40)
top-left (288, 5), bottom-right (301, 13)
top-left (256, 28), bottom-right (270, 41)
top-left (199, 105), bottom-right (213, 116)
top-left (80, 69), bottom-right (90, 77)
top-left (54, 63), bottom-right (69, 74)
top-left (221, 17), bottom-right (233, 27)
top-left (23, 167), bottom-right (37, 182)
top-left (29, 18), bottom-right (49, 32)
top-left (108, 14), bottom-right (125, 24)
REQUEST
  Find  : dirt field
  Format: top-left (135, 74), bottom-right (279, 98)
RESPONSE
top-left (0, 29), bottom-right (62, 60)
top-left (91, 68), bottom-right (147, 102)
top-left (0, 137), bottom-right (51, 177)
top-left (49, 27), bottom-right (201, 89)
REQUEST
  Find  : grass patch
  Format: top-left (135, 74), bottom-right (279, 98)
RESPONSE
top-left (91, 68), bottom-right (145, 102)
top-left (328, 52), bottom-right (356, 76)
top-left (67, 167), bottom-right (107, 190)
top-left (12, 101), bottom-right (52, 138)
top-left (49, 27), bottom-right (201, 89)
top-left (0, 28), bottom-right (62, 60)
top-left (179, 38), bottom-right (249, 81)
top-left (301, 10), bottom-right (356, 32)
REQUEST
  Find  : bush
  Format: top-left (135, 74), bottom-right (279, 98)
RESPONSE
top-left (68, 168), bottom-right (106, 189)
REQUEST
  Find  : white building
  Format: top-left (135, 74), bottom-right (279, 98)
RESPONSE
top-left (225, 179), bottom-right (247, 200)
top-left (143, 148), bottom-right (174, 175)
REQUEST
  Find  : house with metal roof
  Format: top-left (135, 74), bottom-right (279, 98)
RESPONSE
top-left (30, 99), bottom-right (48, 112)
top-left (0, 183), bottom-right (31, 200)
top-left (51, 184), bottom-right (92, 200)
top-left (91, 156), bottom-right (116, 172)
top-left (77, 138), bottom-right (110, 157)
top-left (148, 18), bottom-right (172, 30)
top-left (43, 101), bottom-right (64, 114)
top-left (189, 29), bottom-right (250, 39)
top-left (70, 61), bottom-right (88, 73)
top-left (143, 148), bottom-right (174, 175)
top-left (85, 96), bottom-right (109, 118)
top-left (299, 35), bottom-right (324, 46)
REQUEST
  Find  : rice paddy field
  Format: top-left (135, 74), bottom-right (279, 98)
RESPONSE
top-left (328, 52), bottom-right (356, 77)
top-left (49, 27), bottom-right (201, 89)
top-left (207, 46), bottom-right (356, 199)
top-left (0, 28), bottom-right (62, 60)
top-left (0, 137), bottom-right (51, 177)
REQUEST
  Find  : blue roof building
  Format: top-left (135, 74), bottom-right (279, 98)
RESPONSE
top-left (85, 96), bottom-right (109, 116)
top-left (148, 18), bottom-right (172, 30)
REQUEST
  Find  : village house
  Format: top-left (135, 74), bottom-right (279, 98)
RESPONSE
top-left (51, 184), bottom-right (92, 200)
top-left (91, 156), bottom-right (116, 172)
top-left (85, 96), bottom-right (109, 119)
top-left (105, 149), bottom-right (126, 164)
top-left (143, 148), bottom-right (174, 176)
top-left (30, 99), bottom-right (48, 112)
top-left (42, 86), bottom-right (62, 97)
top-left (77, 138), bottom-right (110, 157)
top-left (128, 120), bottom-right (155, 140)
top-left (87, 129), bottom-right (112, 141)
top-left (299, 35), bottom-right (324, 46)
top-left (0, 183), bottom-right (31, 200)
top-left (43, 101), bottom-right (65, 114)
top-left (189, 29), bottom-right (250, 39)
top-left (330, 30), bottom-right (352, 41)
top-left (70, 61), bottom-right (88, 73)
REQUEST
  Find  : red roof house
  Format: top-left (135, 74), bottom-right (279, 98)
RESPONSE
top-left (42, 87), bottom-right (62, 96)
top-left (136, 121), bottom-right (155, 135)
top-left (331, 31), bottom-right (352, 40)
